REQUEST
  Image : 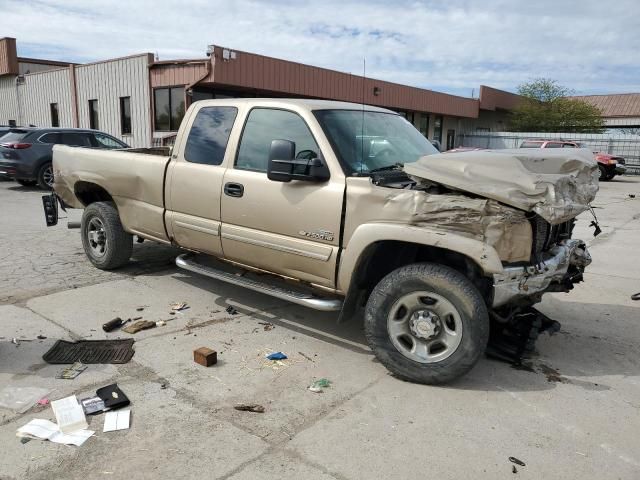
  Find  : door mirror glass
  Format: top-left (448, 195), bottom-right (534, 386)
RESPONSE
top-left (267, 139), bottom-right (330, 183)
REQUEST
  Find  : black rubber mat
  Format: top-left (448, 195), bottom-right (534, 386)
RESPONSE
top-left (42, 339), bottom-right (135, 364)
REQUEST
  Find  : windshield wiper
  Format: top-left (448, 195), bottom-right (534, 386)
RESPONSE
top-left (368, 163), bottom-right (404, 174)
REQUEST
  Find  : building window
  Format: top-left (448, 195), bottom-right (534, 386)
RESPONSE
top-left (8, 119), bottom-right (16, 127)
top-left (50, 103), bottom-right (59, 127)
top-left (419, 113), bottom-right (429, 137)
top-left (88, 99), bottom-right (99, 130)
top-left (185, 107), bottom-right (238, 165)
top-left (119, 97), bottom-right (132, 134)
top-left (154, 87), bottom-right (185, 131)
top-left (433, 115), bottom-right (443, 143)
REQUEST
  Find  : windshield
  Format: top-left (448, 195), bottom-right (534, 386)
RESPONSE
top-left (314, 110), bottom-right (439, 175)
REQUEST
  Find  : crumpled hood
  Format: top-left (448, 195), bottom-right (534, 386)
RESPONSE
top-left (403, 148), bottom-right (599, 224)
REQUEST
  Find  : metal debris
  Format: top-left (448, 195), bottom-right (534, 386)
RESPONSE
top-left (225, 305), bottom-right (238, 315)
top-left (509, 457), bottom-right (526, 467)
top-left (234, 404), bottom-right (265, 413)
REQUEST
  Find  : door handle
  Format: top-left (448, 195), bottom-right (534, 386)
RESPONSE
top-left (224, 182), bottom-right (244, 198)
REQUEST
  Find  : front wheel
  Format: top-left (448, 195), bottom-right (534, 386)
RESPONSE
top-left (81, 202), bottom-right (133, 270)
top-left (364, 263), bottom-right (489, 384)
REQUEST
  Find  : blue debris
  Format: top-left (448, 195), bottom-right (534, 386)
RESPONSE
top-left (266, 352), bottom-right (287, 360)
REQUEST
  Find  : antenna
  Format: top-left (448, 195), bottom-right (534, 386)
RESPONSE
top-left (360, 57), bottom-right (366, 176)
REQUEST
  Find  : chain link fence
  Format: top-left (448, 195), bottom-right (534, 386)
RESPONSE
top-left (457, 132), bottom-right (640, 174)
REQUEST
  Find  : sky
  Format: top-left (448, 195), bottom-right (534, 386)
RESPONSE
top-left (2, 0), bottom-right (639, 97)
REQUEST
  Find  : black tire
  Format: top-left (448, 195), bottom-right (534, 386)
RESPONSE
top-left (17, 179), bottom-right (37, 187)
top-left (81, 202), bottom-right (133, 270)
top-left (364, 263), bottom-right (489, 385)
top-left (36, 162), bottom-right (54, 190)
top-left (598, 165), bottom-right (611, 181)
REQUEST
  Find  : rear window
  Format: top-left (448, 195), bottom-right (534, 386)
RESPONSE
top-left (184, 106), bottom-right (238, 165)
top-left (520, 141), bottom-right (542, 148)
top-left (544, 142), bottom-right (563, 148)
top-left (0, 130), bottom-right (30, 143)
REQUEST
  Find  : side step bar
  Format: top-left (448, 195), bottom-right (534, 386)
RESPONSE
top-left (175, 254), bottom-right (343, 312)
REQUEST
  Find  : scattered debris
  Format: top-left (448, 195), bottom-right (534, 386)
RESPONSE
top-left (56, 362), bottom-right (87, 379)
top-left (103, 317), bottom-right (126, 332)
top-left (80, 396), bottom-right (106, 415)
top-left (37, 398), bottom-right (50, 406)
top-left (36, 335), bottom-right (47, 340)
top-left (11, 338), bottom-right (19, 345)
top-left (16, 419), bottom-right (94, 447)
top-left (225, 305), bottom-right (238, 315)
top-left (51, 395), bottom-right (88, 433)
top-left (122, 320), bottom-right (156, 334)
top-left (156, 320), bottom-right (167, 327)
top-left (259, 321), bottom-right (274, 331)
top-left (170, 302), bottom-right (189, 311)
top-left (509, 457), bottom-right (526, 467)
top-left (298, 351), bottom-right (315, 363)
top-left (234, 404), bottom-right (265, 413)
top-left (629, 194), bottom-right (636, 199)
top-left (96, 384), bottom-right (130, 411)
top-left (632, 292), bottom-right (640, 301)
top-left (194, 347), bottom-right (218, 367)
top-left (43, 339), bottom-right (135, 364)
top-left (266, 352), bottom-right (287, 360)
top-left (20, 437), bottom-right (31, 444)
top-left (136, 307), bottom-right (145, 312)
top-left (512, 465), bottom-right (518, 474)
top-left (160, 383), bottom-right (168, 389)
top-left (103, 409), bottom-right (131, 432)
top-left (0, 386), bottom-right (51, 413)
top-left (538, 364), bottom-right (566, 383)
top-left (308, 378), bottom-right (332, 393)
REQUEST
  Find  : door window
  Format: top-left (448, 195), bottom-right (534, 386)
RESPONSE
top-left (60, 132), bottom-right (92, 146)
top-left (92, 133), bottom-right (126, 149)
top-left (236, 108), bottom-right (319, 172)
top-left (38, 132), bottom-right (62, 144)
top-left (184, 107), bottom-right (238, 165)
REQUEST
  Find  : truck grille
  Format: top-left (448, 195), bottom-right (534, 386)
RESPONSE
top-left (531, 216), bottom-right (575, 261)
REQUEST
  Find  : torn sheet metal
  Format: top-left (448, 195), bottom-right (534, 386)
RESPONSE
top-left (403, 149), bottom-right (599, 224)
top-left (344, 178), bottom-right (532, 263)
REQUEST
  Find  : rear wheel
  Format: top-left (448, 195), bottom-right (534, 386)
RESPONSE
top-left (364, 263), bottom-right (489, 384)
top-left (81, 202), bottom-right (133, 270)
top-left (36, 162), bottom-right (54, 190)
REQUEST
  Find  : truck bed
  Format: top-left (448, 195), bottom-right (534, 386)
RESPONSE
top-left (53, 145), bottom-right (171, 242)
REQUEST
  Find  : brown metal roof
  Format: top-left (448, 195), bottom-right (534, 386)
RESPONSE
top-left (478, 85), bottom-right (523, 111)
top-left (207, 46), bottom-right (480, 118)
top-left (571, 93), bottom-right (640, 118)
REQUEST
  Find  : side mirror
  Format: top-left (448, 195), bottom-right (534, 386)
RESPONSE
top-left (267, 139), bottom-right (330, 183)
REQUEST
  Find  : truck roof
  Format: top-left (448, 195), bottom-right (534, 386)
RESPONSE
top-left (192, 98), bottom-right (396, 114)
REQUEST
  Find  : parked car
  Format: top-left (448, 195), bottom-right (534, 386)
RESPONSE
top-left (520, 139), bottom-right (626, 181)
top-left (47, 99), bottom-right (597, 384)
top-left (443, 147), bottom-right (486, 153)
top-left (0, 126), bottom-right (12, 138)
top-left (0, 128), bottom-right (128, 189)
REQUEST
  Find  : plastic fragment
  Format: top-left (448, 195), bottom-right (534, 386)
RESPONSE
top-left (266, 352), bottom-right (287, 360)
top-left (308, 378), bottom-right (332, 393)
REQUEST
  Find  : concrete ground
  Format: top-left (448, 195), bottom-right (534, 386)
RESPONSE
top-left (0, 176), bottom-right (639, 480)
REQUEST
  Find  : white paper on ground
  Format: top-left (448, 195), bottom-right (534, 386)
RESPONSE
top-left (16, 419), bottom-right (94, 446)
top-left (51, 395), bottom-right (88, 433)
top-left (103, 409), bottom-right (130, 432)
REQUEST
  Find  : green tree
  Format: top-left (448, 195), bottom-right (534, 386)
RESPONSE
top-left (509, 78), bottom-right (605, 133)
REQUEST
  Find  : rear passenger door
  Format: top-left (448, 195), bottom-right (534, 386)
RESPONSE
top-left (165, 105), bottom-right (239, 256)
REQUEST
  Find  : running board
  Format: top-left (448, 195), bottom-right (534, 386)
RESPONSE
top-left (175, 254), bottom-right (343, 312)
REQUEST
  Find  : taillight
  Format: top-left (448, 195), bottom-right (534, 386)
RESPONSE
top-left (1, 143), bottom-right (32, 149)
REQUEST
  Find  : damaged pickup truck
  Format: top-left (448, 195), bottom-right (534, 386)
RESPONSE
top-left (46, 99), bottom-right (599, 384)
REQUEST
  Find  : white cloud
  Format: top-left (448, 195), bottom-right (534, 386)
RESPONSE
top-left (2, 0), bottom-right (639, 95)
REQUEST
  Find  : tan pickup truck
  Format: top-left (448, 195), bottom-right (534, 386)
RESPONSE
top-left (46, 98), bottom-right (598, 384)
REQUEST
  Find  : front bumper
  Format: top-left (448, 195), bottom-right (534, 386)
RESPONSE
top-left (614, 164), bottom-right (627, 175)
top-left (492, 239), bottom-right (591, 307)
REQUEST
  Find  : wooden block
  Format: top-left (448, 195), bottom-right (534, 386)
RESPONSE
top-left (193, 347), bottom-right (217, 367)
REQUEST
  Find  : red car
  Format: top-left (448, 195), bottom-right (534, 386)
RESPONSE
top-left (520, 139), bottom-right (626, 181)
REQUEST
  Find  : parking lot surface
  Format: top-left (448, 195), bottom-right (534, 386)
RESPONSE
top-left (1, 177), bottom-right (639, 480)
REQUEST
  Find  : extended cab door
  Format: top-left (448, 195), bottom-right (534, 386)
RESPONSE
top-left (165, 104), bottom-right (240, 255)
top-left (220, 107), bottom-right (344, 289)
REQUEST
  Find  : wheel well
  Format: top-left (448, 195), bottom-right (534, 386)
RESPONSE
top-left (74, 182), bottom-right (113, 206)
top-left (339, 240), bottom-right (492, 322)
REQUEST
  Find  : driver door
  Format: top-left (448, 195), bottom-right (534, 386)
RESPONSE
top-left (220, 107), bottom-right (344, 288)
